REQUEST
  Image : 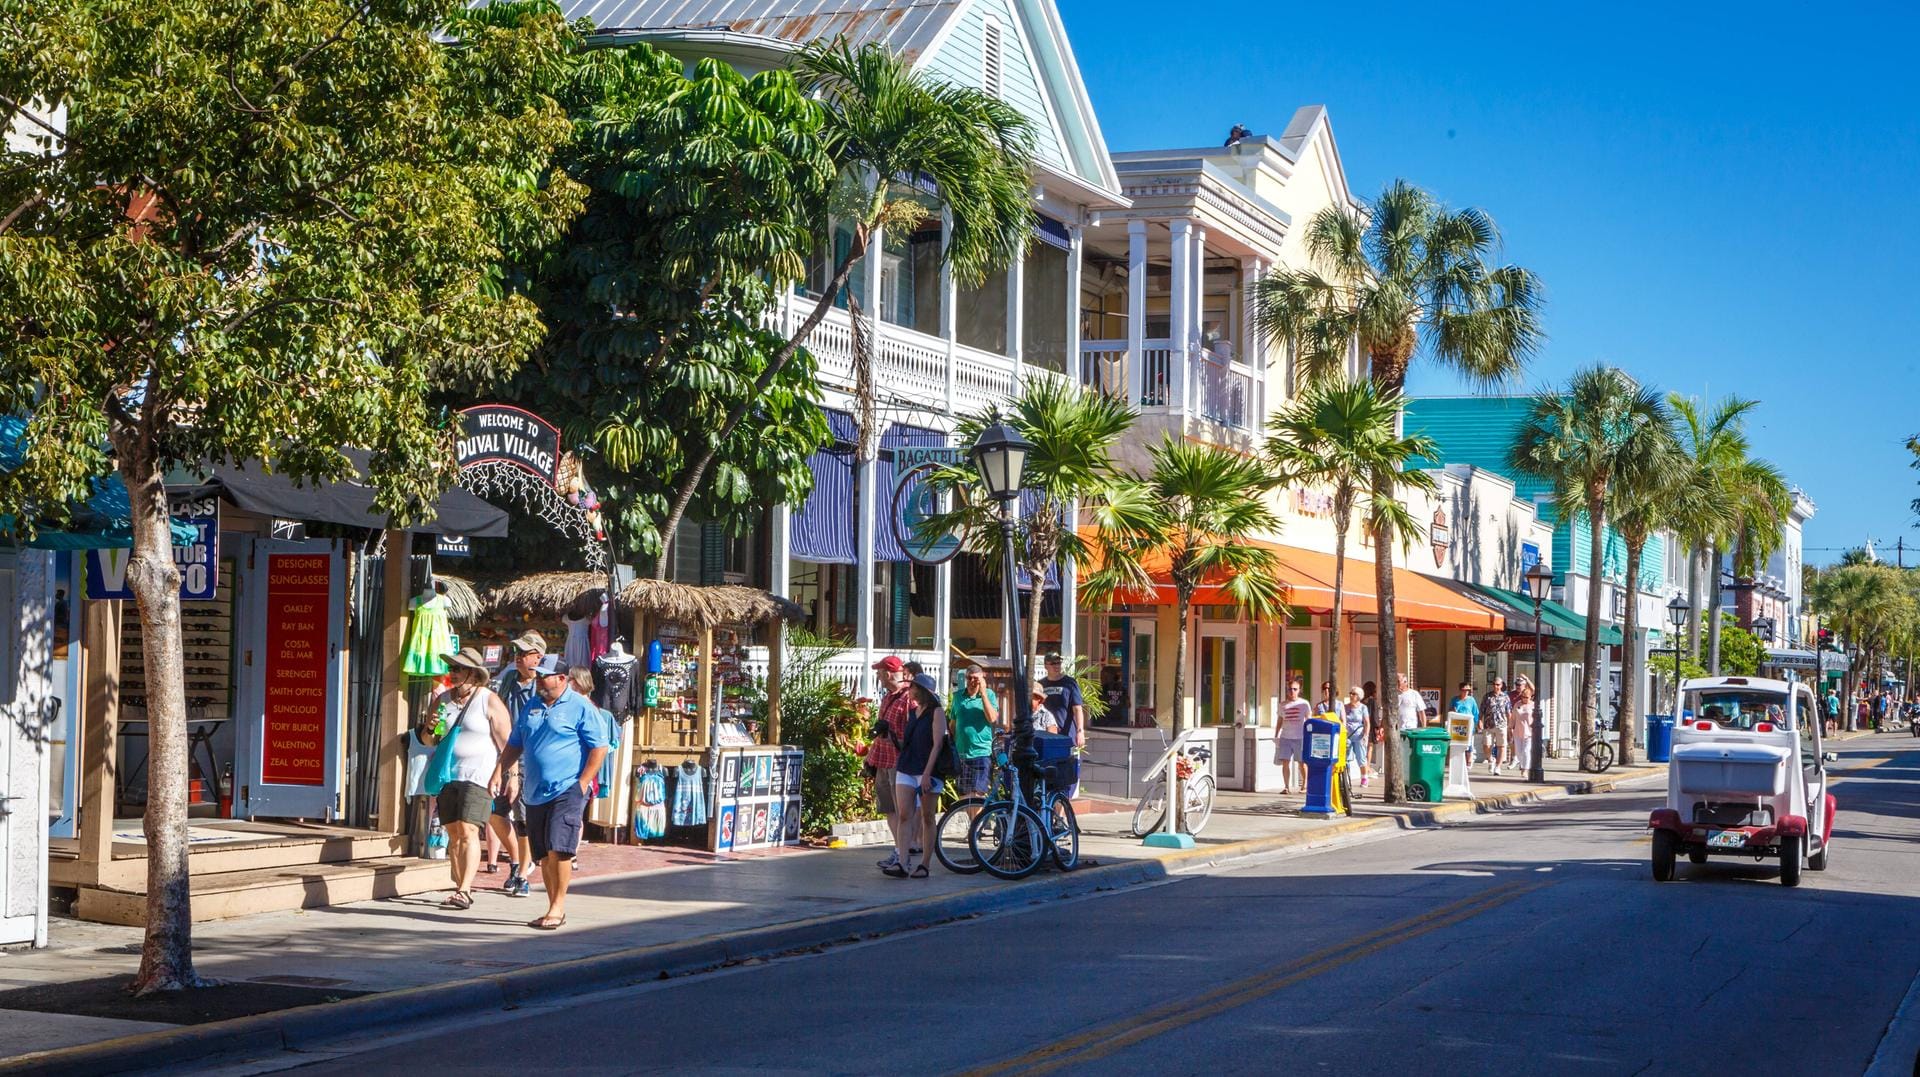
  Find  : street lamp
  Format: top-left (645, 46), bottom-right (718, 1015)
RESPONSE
top-left (1523, 561), bottom-right (1554, 783)
top-left (969, 421), bottom-right (1037, 788)
top-left (1666, 595), bottom-right (1690, 719)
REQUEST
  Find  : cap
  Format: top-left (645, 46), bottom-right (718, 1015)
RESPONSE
top-left (511, 631), bottom-right (548, 655)
top-left (871, 655), bottom-right (905, 673)
top-left (533, 653), bottom-right (570, 677)
top-left (1044, 651), bottom-right (1063, 663)
top-left (444, 646), bottom-right (490, 673)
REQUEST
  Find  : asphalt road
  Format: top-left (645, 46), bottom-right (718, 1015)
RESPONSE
top-left (272, 733), bottom-right (1920, 1076)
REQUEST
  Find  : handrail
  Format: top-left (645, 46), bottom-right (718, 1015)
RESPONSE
top-left (1139, 727), bottom-right (1204, 784)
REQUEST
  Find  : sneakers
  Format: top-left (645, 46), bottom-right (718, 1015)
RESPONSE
top-left (511, 876), bottom-right (531, 898)
top-left (877, 852), bottom-right (900, 870)
top-left (504, 866), bottom-right (529, 896)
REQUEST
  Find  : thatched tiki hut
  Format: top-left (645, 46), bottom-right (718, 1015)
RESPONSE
top-left (618, 578), bottom-right (805, 744)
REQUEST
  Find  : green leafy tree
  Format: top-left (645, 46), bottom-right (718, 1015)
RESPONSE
top-left (1811, 562), bottom-right (1916, 725)
top-left (921, 378), bottom-right (1140, 677)
top-left (751, 629), bottom-right (868, 833)
top-left (506, 43), bottom-right (836, 561)
top-left (0, 0), bottom-right (582, 992)
top-left (652, 39), bottom-right (1038, 574)
top-left (1081, 437), bottom-right (1284, 733)
top-left (1599, 400), bottom-right (1684, 765)
top-left (1264, 377), bottom-right (1435, 761)
top-left (1716, 616), bottom-right (1767, 676)
top-left (1251, 180), bottom-right (1542, 798)
top-left (1509, 366), bottom-right (1674, 762)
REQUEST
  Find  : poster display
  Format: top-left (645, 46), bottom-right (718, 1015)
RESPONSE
top-left (84, 492), bottom-right (219, 601)
top-left (261, 553), bottom-right (332, 786)
top-left (710, 746), bottom-right (803, 851)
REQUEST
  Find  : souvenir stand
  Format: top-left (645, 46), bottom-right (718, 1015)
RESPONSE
top-left (618, 578), bottom-right (806, 852)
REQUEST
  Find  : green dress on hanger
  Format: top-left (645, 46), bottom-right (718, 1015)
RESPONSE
top-left (403, 592), bottom-right (453, 677)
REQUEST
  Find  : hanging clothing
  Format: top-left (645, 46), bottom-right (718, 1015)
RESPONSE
top-left (634, 769), bottom-right (668, 840)
top-left (595, 706), bottom-right (620, 798)
top-left (671, 762), bottom-right (708, 827)
top-left (563, 613), bottom-right (593, 670)
top-left (593, 651), bottom-right (637, 718)
top-left (402, 593), bottom-right (453, 677)
top-left (403, 729), bottom-right (435, 798)
top-left (589, 593), bottom-right (611, 663)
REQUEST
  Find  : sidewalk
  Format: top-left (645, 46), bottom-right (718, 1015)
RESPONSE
top-left (0, 754), bottom-right (1664, 1068)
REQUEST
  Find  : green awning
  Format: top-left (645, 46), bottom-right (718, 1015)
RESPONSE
top-left (1471, 583), bottom-right (1623, 647)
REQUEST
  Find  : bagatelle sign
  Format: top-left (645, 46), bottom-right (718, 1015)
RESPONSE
top-left (890, 445), bottom-right (965, 566)
top-left (457, 405), bottom-right (560, 486)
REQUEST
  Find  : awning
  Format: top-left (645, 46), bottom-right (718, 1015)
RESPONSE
top-left (209, 448), bottom-right (508, 537)
top-left (790, 409), bottom-right (855, 565)
top-left (1762, 647), bottom-right (1818, 670)
top-left (874, 422), bottom-right (947, 564)
top-left (0, 417), bottom-right (196, 549)
top-left (1467, 583), bottom-right (1623, 647)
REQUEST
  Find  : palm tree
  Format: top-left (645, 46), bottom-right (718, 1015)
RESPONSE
top-left (1810, 563), bottom-right (1916, 723)
top-left (1600, 415), bottom-right (1686, 766)
top-left (1667, 395), bottom-right (1756, 663)
top-left (920, 378), bottom-right (1141, 676)
top-left (1715, 457), bottom-right (1792, 672)
top-left (1252, 180), bottom-right (1543, 799)
top-left (1081, 437), bottom-right (1286, 733)
top-left (1508, 366), bottom-right (1674, 762)
top-left (1264, 376), bottom-right (1437, 706)
top-left (654, 39), bottom-right (1038, 573)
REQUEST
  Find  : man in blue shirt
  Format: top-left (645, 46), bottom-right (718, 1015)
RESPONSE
top-left (494, 654), bottom-right (608, 930)
top-left (1451, 682), bottom-right (1480, 764)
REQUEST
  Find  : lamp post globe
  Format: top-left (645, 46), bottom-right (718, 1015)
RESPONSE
top-left (1523, 561), bottom-right (1553, 782)
top-left (969, 421), bottom-right (1031, 504)
top-left (1666, 594), bottom-right (1689, 631)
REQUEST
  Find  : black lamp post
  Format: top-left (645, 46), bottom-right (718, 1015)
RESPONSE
top-left (970, 421), bottom-right (1034, 780)
top-left (1523, 561), bottom-right (1554, 783)
top-left (1666, 594), bottom-right (1690, 719)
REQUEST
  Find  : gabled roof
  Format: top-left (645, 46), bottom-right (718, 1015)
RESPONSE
top-left (560, 0), bottom-right (962, 59)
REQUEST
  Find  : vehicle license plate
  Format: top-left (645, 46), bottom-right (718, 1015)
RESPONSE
top-left (1707, 830), bottom-right (1746, 848)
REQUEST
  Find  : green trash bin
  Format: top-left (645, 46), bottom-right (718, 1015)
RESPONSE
top-left (1403, 727), bottom-right (1451, 803)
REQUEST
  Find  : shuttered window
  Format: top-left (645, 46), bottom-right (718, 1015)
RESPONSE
top-left (982, 17), bottom-right (1003, 99)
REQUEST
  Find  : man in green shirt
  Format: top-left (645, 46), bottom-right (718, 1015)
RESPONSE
top-left (949, 664), bottom-right (1002, 798)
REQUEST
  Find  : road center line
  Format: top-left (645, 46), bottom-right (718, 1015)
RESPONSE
top-left (954, 878), bottom-right (1547, 1077)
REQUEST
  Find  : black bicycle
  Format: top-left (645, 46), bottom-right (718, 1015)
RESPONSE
top-left (965, 749), bottom-right (1078, 879)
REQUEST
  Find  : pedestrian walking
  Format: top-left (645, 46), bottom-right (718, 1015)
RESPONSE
top-left (1317, 680), bottom-right (1336, 716)
top-left (1451, 682), bottom-right (1480, 764)
top-left (492, 655), bottom-right (609, 930)
top-left (1342, 686), bottom-right (1372, 787)
top-left (949, 664), bottom-right (1001, 810)
top-left (1275, 679), bottom-right (1309, 794)
top-left (1363, 680), bottom-right (1381, 772)
top-left (1511, 677), bottom-right (1536, 774)
top-left (1481, 678), bottom-right (1512, 774)
top-left (1395, 673), bottom-right (1426, 787)
top-left (1824, 687), bottom-right (1840, 736)
top-left (490, 631), bottom-right (545, 896)
top-left (423, 647), bottom-right (512, 911)
top-left (885, 673), bottom-right (947, 879)
top-left (867, 656), bottom-right (914, 872)
top-left (1856, 694), bottom-right (1870, 731)
top-left (1038, 653), bottom-right (1087, 750)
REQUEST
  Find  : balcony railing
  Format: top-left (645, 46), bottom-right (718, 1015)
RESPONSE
top-left (1197, 350), bottom-right (1253, 430)
top-left (743, 646), bottom-right (948, 698)
top-left (776, 300), bottom-right (1062, 418)
top-left (1079, 339), bottom-right (1254, 429)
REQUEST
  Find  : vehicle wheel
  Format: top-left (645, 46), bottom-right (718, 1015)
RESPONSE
top-left (1130, 779), bottom-right (1166, 838)
top-left (1047, 795), bottom-right (1080, 871)
top-left (1688, 848), bottom-right (1708, 865)
top-left (1407, 781), bottom-right (1430, 803)
top-left (934, 797), bottom-right (986, 874)
top-left (1651, 830), bottom-right (1677, 881)
top-left (1779, 834), bottom-right (1804, 887)
top-left (1808, 836), bottom-right (1829, 872)
top-left (1181, 774), bottom-right (1217, 835)
top-left (970, 803), bottom-right (1046, 881)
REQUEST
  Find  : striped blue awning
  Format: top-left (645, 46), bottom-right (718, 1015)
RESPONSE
top-left (790, 409), bottom-right (856, 565)
top-left (875, 423), bottom-right (950, 563)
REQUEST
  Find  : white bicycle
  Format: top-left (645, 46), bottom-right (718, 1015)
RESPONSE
top-left (1129, 729), bottom-right (1216, 837)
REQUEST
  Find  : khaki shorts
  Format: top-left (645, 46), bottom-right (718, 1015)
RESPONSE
top-left (874, 767), bottom-right (898, 815)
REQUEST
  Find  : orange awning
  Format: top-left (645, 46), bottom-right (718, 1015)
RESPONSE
top-left (1080, 532), bottom-right (1503, 632)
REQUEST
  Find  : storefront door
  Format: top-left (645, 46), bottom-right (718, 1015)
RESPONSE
top-left (234, 539), bottom-right (347, 820)
top-left (1197, 626), bottom-right (1243, 726)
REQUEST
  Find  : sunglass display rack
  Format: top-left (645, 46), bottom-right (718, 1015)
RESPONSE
top-left (116, 560), bottom-right (235, 814)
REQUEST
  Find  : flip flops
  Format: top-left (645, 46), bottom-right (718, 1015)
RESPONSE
top-left (441, 891), bottom-right (473, 910)
top-left (529, 914), bottom-right (566, 930)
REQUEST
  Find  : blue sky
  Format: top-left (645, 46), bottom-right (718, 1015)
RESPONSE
top-left (1059, 0), bottom-right (1920, 565)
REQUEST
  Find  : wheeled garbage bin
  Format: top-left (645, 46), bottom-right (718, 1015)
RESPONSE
top-left (1645, 714), bottom-right (1676, 763)
top-left (1404, 727), bottom-right (1451, 803)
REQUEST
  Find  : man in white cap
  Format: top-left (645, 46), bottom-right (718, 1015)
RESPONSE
top-left (493, 654), bottom-right (607, 930)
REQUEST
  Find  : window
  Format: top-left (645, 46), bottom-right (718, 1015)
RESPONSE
top-left (1022, 240), bottom-right (1069, 373)
top-left (982, 17), bottom-right (1003, 99)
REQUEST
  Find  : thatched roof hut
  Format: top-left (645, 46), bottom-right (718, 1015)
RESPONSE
top-left (479, 570), bottom-right (606, 621)
top-left (437, 574), bottom-right (482, 626)
top-left (619, 578), bottom-right (803, 630)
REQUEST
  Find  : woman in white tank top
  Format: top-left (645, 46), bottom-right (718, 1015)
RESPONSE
top-left (424, 648), bottom-right (513, 910)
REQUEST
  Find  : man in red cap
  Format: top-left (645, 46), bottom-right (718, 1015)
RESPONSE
top-left (867, 656), bottom-right (914, 870)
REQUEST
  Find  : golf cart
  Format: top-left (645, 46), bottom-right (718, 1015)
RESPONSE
top-left (1649, 675), bottom-right (1836, 887)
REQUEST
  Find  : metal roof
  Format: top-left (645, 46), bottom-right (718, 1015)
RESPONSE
top-left (558, 0), bottom-right (963, 59)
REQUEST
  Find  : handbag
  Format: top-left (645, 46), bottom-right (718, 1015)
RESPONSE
top-left (421, 696), bottom-right (471, 796)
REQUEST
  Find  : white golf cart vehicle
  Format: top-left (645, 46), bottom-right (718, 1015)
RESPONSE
top-left (1649, 675), bottom-right (1837, 886)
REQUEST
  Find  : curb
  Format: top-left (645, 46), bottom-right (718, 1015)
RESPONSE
top-left (0, 767), bottom-right (1662, 1075)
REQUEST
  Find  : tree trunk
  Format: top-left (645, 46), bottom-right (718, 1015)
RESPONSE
top-left (1579, 498), bottom-right (1606, 755)
top-left (1327, 497), bottom-right (1349, 695)
top-left (1374, 524), bottom-right (1404, 802)
top-left (1618, 539), bottom-right (1643, 766)
top-left (1687, 546), bottom-right (1703, 660)
top-left (1026, 555), bottom-right (1047, 683)
top-left (1173, 586), bottom-right (1193, 734)
top-left (1706, 543), bottom-right (1724, 673)
top-left (116, 448), bottom-right (205, 994)
top-left (654, 230), bottom-right (870, 578)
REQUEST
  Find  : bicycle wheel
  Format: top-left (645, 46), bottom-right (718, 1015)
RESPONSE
top-left (1593, 739), bottom-right (1615, 773)
top-left (934, 797), bottom-right (986, 874)
top-left (970, 802), bottom-right (1047, 880)
top-left (1130, 777), bottom-right (1167, 837)
top-left (1580, 740), bottom-right (1606, 774)
top-left (1181, 774), bottom-right (1216, 835)
top-left (1047, 795), bottom-right (1080, 871)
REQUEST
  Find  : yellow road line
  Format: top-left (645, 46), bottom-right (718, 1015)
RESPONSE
top-left (955, 879), bottom-right (1546, 1077)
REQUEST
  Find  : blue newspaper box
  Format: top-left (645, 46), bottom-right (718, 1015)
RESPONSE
top-left (1302, 716), bottom-right (1341, 816)
top-left (1645, 714), bottom-right (1676, 763)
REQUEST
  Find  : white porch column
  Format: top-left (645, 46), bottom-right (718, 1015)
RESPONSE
top-left (1066, 225), bottom-right (1084, 388)
top-left (1242, 256), bottom-right (1266, 424)
top-left (941, 208), bottom-right (957, 415)
top-left (856, 226), bottom-right (885, 693)
top-left (770, 503), bottom-right (791, 600)
top-left (1126, 220), bottom-right (1148, 406)
top-left (1061, 499), bottom-right (1079, 664)
top-left (1167, 218), bottom-right (1192, 414)
top-left (1008, 236), bottom-right (1025, 390)
top-left (1189, 225), bottom-right (1207, 414)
